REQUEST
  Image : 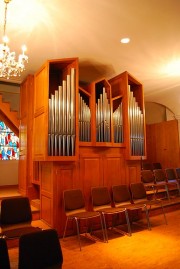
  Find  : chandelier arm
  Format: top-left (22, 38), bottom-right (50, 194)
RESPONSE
top-left (3, 1), bottom-right (8, 38)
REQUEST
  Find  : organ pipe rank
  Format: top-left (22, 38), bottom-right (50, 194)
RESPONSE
top-left (96, 87), bottom-right (111, 142)
top-left (48, 68), bottom-right (76, 156)
top-left (128, 86), bottom-right (144, 156)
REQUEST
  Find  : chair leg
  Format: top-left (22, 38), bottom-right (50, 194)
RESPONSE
top-left (144, 205), bottom-right (151, 230)
top-left (102, 213), bottom-right (108, 243)
top-left (165, 185), bottom-right (170, 201)
top-left (125, 210), bottom-right (132, 236)
top-left (63, 218), bottom-right (68, 240)
top-left (99, 214), bottom-right (107, 243)
top-left (74, 217), bottom-right (82, 251)
top-left (161, 203), bottom-right (168, 225)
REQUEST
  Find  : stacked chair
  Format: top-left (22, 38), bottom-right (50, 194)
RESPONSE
top-left (63, 188), bottom-right (106, 250)
top-left (130, 182), bottom-right (167, 225)
top-left (165, 168), bottom-right (180, 196)
top-left (141, 169), bottom-right (170, 200)
top-left (112, 184), bottom-right (151, 231)
top-left (91, 186), bottom-right (132, 242)
top-left (153, 169), bottom-right (179, 200)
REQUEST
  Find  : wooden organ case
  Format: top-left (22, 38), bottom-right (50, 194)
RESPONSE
top-left (19, 58), bottom-right (146, 236)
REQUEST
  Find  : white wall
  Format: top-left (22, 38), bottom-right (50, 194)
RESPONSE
top-left (0, 160), bottom-right (18, 186)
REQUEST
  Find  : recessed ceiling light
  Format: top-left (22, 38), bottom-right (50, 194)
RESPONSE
top-left (120, 38), bottom-right (130, 44)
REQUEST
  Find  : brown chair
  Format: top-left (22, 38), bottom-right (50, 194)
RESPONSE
top-left (130, 182), bottom-right (167, 225)
top-left (0, 236), bottom-right (11, 269)
top-left (141, 170), bottom-right (156, 197)
top-left (63, 189), bottom-right (105, 250)
top-left (152, 162), bottom-right (162, 169)
top-left (91, 186), bottom-right (131, 242)
top-left (165, 168), bottom-right (180, 196)
top-left (153, 169), bottom-right (170, 200)
top-left (18, 229), bottom-right (63, 269)
top-left (175, 167), bottom-right (180, 179)
top-left (0, 197), bottom-right (41, 239)
top-left (112, 184), bottom-right (151, 232)
top-left (142, 162), bottom-right (153, 170)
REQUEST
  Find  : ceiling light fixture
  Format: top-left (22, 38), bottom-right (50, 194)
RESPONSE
top-left (120, 37), bottom-right (130, 44)
top-left (0, 0), bottom-right (28, 79)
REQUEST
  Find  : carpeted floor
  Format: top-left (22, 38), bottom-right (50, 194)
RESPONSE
top-left (8, 209), bottom-right (180, 269)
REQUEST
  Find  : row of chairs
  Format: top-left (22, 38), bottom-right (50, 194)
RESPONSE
top-left (0, 229), bottom-right (63, 269)
top-left (141, 168), bottom-right (180, 200)
top-left (63, 182), bottom-right (167, 250)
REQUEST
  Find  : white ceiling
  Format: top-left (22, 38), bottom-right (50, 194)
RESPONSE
top-left (0, 0), bottom-right (180, 116)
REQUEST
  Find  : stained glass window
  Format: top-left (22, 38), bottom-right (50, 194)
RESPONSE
top-left (0, 121), bottom-right (19, 160)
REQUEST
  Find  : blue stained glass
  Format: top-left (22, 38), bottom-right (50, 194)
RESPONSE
top-left (0, 121), bottom-right (19, 160)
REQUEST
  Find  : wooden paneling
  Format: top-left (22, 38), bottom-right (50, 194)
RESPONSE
top-left (41, 195), bottom-right (52, 225)
top-left (55, 163), bottom-right (78, 235)
top-left (146, 120), bottom-right (180, 168)
top-left (19, 75), bottom-right (36, 197)
top-left (40, 162), bottom-right (53, 226)
top-left (34, 64), bottom-right (48, 114)
top-left (103, 153), bottom-right (126, 187)
top-left (33, 113), bottom-right (47, 160)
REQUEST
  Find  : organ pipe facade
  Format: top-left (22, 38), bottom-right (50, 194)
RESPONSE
top-left (48, 68), bottom-right (76, 156)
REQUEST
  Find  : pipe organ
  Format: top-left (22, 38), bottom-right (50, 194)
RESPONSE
top-left (128, 86), bottom-right (144, 156)
top-left (79, 93), bottom-right (91, 142)
top-left (113, 102), bottom-right (123, 143)
top-left (48, 68), bottom-right (76, 156)
top-left (96, 87), bottom-right (111, 142)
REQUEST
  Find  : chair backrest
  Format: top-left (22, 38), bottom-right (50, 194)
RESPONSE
top-left (142, 162), bottom-right (153, 170)
top-left (130, 182), bottom-right (147, 202)
top-left (0, 237), bottom-right (11, 269)
top-left (91, 186), bottom-right (111, 210)
top-left (112, 184), bottom-right (132, 206)
top-left (63, 189), bottom-right (85, 214)
top-left (18, 229), bottom-right (63, 269)
top-left (165, 168), bottom-right (177, 180)
top-left (141, 170), bottom-right (155, 184)
top-left (153, 169), bottom-right (167, 183)
top-left (175, 167), bottom-right (180, 178)
top-left (0, 197), bottom-right (32, 225)
top-left (152, 162), bottom-right (162, 169)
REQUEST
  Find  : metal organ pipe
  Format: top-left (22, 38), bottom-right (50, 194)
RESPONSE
top-left (48, 68), bottom-right (76, 156)
top-left (128, 86), bottom-right (144, 156)
top-left (78, 94), bottom-right (91, 142)
top-left (96, 87), bottom-right (111, 142)
top-left (113, 102), bottom-right (123, 143)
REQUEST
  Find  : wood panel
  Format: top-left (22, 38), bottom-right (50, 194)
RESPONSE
top-left (33, 113), bottom-right (47, 160)
top-left (55, 163), bottom-right (78, 235)
top-left (40, 162), bottom-right (53, 226)
top-left (34, 64), bottom-right (48, 114)
top-left (103, 153), bottom-right (126, 187)
top-left (146, 120), bottom-right (180, 168)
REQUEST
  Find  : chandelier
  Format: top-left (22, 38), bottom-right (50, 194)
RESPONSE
top-left (0, 0), bottom-right (28, 79)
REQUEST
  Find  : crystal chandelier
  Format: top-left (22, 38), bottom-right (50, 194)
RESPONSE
top-left (0, 0), bottom-right (28, 79)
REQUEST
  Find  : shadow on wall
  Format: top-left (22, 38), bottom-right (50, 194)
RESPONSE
top-left (145, 102), bottom-right (175, 124)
